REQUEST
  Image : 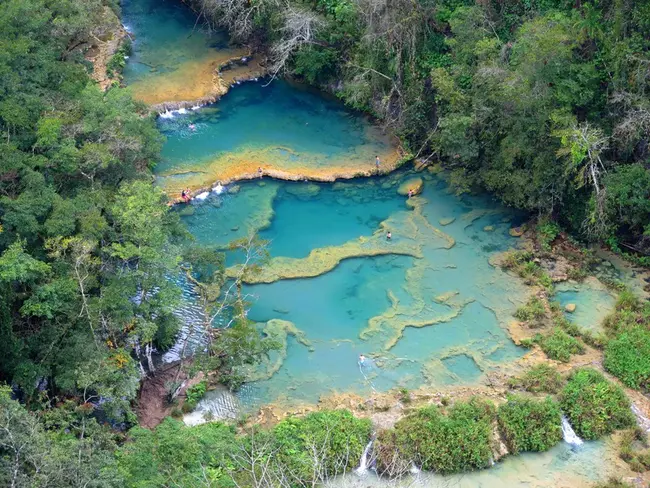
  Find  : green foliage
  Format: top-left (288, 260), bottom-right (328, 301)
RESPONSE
top-left (497, 395), bottom-right (563, 454)
top-left (376, 398), bottom-right (495, 475)
top-left (533, 328), bottom-right (584, 362)
top-left (106, 39), bottom-right (132, 79)
top-left (514, 296), bottom-right (546, 322)
top-left (271, 410), bottom-right (372, 482)
top-left (560, 368), bottom-right (635, 440)
top-left (118, 418), bottom-right (237, 488)
top-left (509, 364), bottom-right (564, 394)
top-left (0, 386), bottom-right (122, 487)
top-left (536, 218), bottom-right (561, 252)
top-left (593, 478), bottom-right (634, 488)
top-left (604, 326), bottom-right (650, 390)
top-left (185, 380), bottom-right (208, 409)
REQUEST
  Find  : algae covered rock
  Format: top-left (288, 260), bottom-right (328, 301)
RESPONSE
top-left (397, 177), bottom-right (423, 196)
top-left (483, 225), bottom-right (495, 232)
top-left (509, 226), bottom-right (525, 237)
top-left (565, 303), bottom-right (576, 313)
top-left (285, 183), bottom-right (321, 198)
top-left (227, 185), bottom-right (240, 194)
top-left (439, 217), bottom-right (455, 226)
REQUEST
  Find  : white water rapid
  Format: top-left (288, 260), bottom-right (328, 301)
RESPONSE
top-left (355, 441), bottom-right (373, 475)
top-left (561, 416), bottom-right (584, 446)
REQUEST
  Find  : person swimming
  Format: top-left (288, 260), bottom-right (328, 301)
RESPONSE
top-left (359, 354), bottom-right (366, 364)
top-left (188, 123), bottom-right (196, 131)
top-left (387, 231), bottom-right (392, 240)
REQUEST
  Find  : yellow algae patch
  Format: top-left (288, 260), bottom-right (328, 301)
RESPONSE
top-left (239, 319), bottom-right (313, 382)
top-left (157, 132), bottom-right (402, 195)
top-left (227, 232), bottom-right (422, 284)
top-left (129, 50), bottom-right (265, 109)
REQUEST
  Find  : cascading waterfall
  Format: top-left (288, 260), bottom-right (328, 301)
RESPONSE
top-left (561, 416), bottom-right (584, 446)
top-left (355, 440), bottom-right (374, 475)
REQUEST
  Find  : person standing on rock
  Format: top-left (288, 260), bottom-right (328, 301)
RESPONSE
top-left (258, 167), bottom-right (263, 179)
top-left (375, 155), bottom-right (380, 173)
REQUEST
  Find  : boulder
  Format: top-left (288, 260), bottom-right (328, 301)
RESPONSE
top-left (439, 217), bottom-right (455, 226)
top-left (483, 225), bottom-right (495, 232)
top-left (565, 303), bottom-right (576, 313)
top-left (397, 177), bottom-right (424, 196)
top-left (227, 185), bottom-right (240, 194)
top-left (509, 226), bottom-right (525, 237)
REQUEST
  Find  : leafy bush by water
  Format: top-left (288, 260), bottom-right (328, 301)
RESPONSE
top-left (271, 410), bottom-right (372, 483)
top-left (604, 326), bottom-right (650, 390)
top-left (533, 328), bottom-right (584, 362)
top-left (514, 296), bottom-right (546, 322)
top-left (184, 380), bottom-right (207, 410)
top-left (375, 398), bottom-right (495, 475)
top-left (118, 418), bottom-right (238, 487)
top-left (509, 364), bottom-right (564, 394)
top-left (497, 395), bottom-right (562, 454)
top-left (560, 369), bottom-right (635, 440)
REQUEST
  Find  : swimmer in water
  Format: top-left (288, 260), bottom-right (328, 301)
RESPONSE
top-left (359, 354), bottom-right (366, 364)
top-left (188, 124), bottom-right (196, 131)
top-left (387, 231), bottom-right (392, 240)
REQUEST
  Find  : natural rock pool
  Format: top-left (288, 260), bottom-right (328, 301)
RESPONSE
top-left (123, 0), bottom-right (638, 484)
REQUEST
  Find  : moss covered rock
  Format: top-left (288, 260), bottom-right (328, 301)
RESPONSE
top-left (397, 177), bottom-right (423, 196)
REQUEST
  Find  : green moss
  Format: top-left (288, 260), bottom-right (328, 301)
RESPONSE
top-left (593, 478), bottom-right (634, 488)
top-left (497, 395), bottom-right (562, 454)
top-left (533, 328), bottom-right (584, 362)
top-left (509, 364), bottom-right (564, 394)
top-left (375, 398), bottom-right (495, 475)
top-left (560, 368), bottom-right (635, 440)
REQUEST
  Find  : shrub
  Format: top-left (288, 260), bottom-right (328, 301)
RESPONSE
top-left (509, 364), bottom-right (564, 394)
top-left (497, 395), bottom-right (562, 454)
top-left (560, 369), bottom-right (635, 440)
top-left (271, 410), bottom-right (372, 483)
top-left (514, 296), bottom-right (546, 322)
top-left (375, 398), bottom-right (495, 475)
top-left (536, 218), bottom-right (561, 252)
top-left (604, 325), bottom-right (650, 390)
top-left (185, 380), bottom-right (207, 410)
top-left (534, 328), bottom-right (584, 362)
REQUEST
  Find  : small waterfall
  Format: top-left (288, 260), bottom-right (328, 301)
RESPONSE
top-left (355, 440), bottom-right (373, 475)
top-left (409, 463), bottom-right (421, 474)
top-left (195, 191), bottom-right (210, 200)
top-left (561, 416), bottom-right (584, 446)
top-left (212, 184), bottom-right (225, 195)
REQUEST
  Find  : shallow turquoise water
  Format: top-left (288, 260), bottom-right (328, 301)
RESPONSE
top-left (555, 280), bottom-right (616, 333)
top-left (121, 0), bottom-right (227, 86)
top-left (174, 167), bottom-right (527, 405)
top-left (155, 81), bottom-right (395, 191)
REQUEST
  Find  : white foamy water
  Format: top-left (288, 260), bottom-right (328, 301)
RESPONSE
top-left (355, 441), bottom-right (373, 476)
top-left (561, 416), bottom-right (584, 446)
top-left (195, 191), bottom-right (210, 200)
top-left (212, 184), bottom-right (225, 195)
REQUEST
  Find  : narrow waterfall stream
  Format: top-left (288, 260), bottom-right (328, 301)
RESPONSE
top-left (561, 416), bottom-right (584, 446)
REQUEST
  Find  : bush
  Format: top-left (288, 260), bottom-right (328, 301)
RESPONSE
top-left (375, 398), bottom-right (495, 475)
top-left (514, 296), bottom-right (546, 322)
top-left (509, 364), bottom-right (564, 394)
top-left (604, 325), bottom-right (650, 390)
top-left (534, 328), bottom-right (584, 362)
top-left (497, 395), bottom-right (562, 454)
top-left (536, 218), bottom-right (561, 252)
top-left (184, 380), bottom-right (207, 410)
top-left (560, 369), bottom-right (635, 440)
top-left (271, 410), bottom-right (372, 483)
